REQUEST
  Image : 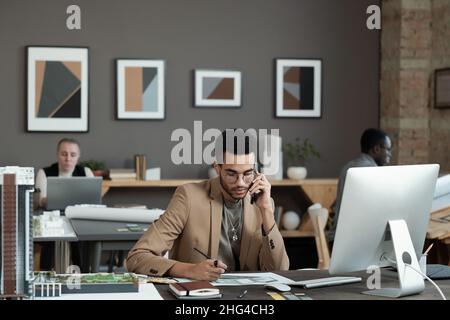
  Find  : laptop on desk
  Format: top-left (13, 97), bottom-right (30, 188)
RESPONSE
top-left (46, 177), bottom-right (103, 211)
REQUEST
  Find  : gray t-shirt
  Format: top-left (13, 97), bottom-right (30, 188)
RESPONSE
top-left (218, 199), bottom-right (243, 271)
top-left (328, 153), bottom-right (378, 241)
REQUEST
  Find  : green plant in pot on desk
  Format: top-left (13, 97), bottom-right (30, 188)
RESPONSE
top-left (283, 138), bottom-right (320, 179)
top-left (80, 160), bottom-right (109, 178)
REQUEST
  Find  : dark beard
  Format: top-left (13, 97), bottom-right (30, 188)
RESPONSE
top-left (219, 175), bottom-right (247, 200)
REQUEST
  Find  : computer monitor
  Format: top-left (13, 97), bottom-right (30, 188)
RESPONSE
top-left (46, 177), bottom-right (103, 211)
top-left (329, 164), bottom-right (439, 298)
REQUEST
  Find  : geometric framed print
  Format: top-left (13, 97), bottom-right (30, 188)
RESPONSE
top-left (195, 70), bottom-right (241, 107)
top-left (116, 59), bottom-right (165, 119)
top-left (27, 46), bottom-right (89, 132)
top-left (275, 59), bottom-right (322, 118)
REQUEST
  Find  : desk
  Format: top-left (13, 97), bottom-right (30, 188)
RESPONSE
top-left (155, 269), bottom-right (450, 300)
top-left (37, 283), bottom-right (163, 300)
top-left (102, 178), bottom-right (338, 238)
top-left (427, 206), bottom-right (450, 265)
top-left (428, 206), bottom-right (450, 241)
top-left (70, 219), bottom-right (149, 273)
top-left (34, 269), bottom-right (450, 300)
top-left (33, 216), bottom-right (78, 273)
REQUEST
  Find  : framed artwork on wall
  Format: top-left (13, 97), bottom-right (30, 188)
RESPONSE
top-left (435, 68), bottom-right (450, 109)
top-left (116, 59), bottom-right (165, 119)
top-left (275, 58), bottom-right (322, 118)
top-left (194, 70), bottom-right (241, 107)
top-left (27, 46), bottom-right (89, 132)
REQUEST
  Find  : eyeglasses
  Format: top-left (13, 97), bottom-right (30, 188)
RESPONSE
top-left (222, 169), bottom-right (256, 184)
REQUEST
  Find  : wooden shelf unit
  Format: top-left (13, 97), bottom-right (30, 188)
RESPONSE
top-left (102, 178), bottom-right (338, 238)
top-left (102, 178), bottom-right (337, 194)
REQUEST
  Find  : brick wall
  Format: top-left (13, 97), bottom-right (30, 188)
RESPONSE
top-left (380, 0), bottom-right (402, 164)
top-left (381, 0), bottom-right (450, 171)
top-left (430, 0), bottom-right (450, 172)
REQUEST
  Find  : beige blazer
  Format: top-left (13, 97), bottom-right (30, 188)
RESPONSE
top-left (126, 177), bottom-right (289, 276)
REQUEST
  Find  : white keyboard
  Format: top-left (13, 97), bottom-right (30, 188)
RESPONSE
top-left (290, 276), bottom-right (362, 289)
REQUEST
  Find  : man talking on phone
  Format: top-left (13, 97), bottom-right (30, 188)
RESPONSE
top-left (126, 129), bottom-right (289, 280)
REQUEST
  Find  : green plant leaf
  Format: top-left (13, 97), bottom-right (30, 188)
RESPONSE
top-left (283, 137), bottom-right (320, 166)
top-left (79, 159), bottom-right (107, 171)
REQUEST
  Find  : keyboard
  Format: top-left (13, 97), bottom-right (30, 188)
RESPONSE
top-left (290, 276), bottom-right (362, 289)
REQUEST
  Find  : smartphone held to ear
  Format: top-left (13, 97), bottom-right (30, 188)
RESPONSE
top-left (251, 191), bottom-right (259, 204)
top-left (250, 182), bottom-right (261, 204)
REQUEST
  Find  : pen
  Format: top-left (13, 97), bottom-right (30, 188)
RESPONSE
top-left (193, 247), bottom-right (218, 267)
top-left (424, 243), bottom-right (434, 255)
top-left (237, 289), bottom-right (248, 299)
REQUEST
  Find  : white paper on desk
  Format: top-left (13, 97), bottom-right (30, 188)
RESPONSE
top-left (36, 283), bottom-right (163, 300)
top-left (173, 277), bottom-right (194, 283)
top-left (211, 272), bottom-right (293, 286)
top-left (65, 206), bottom-right (164, 223)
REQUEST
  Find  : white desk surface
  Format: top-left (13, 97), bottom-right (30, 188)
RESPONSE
top-left (35, 283), bottom-right (163, 300)
top-left (33, 216), bottom-right (78, 242)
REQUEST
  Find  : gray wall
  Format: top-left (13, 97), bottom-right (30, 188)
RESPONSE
top-left (0, 0), bottom-right (380, 206)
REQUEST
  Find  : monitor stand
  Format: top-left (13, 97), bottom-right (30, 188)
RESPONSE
top-left (362, 219), bottom-right (425, 298)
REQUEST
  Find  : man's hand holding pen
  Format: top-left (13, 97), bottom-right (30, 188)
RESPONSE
top-left (190, 247), bottom-right (227, 281)
top-left (188, 259), bottom-right (227, 281)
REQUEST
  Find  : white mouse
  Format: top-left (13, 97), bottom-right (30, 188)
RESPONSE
top-left (264, 283), bottom-right (291, 292)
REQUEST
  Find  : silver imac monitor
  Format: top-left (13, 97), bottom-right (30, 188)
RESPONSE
top-left (46, 177), bottom-right (103, 211)
top-left (329, 164), bottom-right (439, 298)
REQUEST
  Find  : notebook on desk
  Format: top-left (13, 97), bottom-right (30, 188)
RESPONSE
top-left (289, 276), bottom-right (362, 289)
top-left (169, 281), bottom-right (222, 299)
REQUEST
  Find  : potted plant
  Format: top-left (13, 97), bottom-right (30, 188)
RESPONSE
top-left (80, 160), bottom-right (109, 178)
top-left (283, 138), bottom-right (320, 179)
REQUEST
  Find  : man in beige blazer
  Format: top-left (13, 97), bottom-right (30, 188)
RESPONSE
top-left (126, 129), bottom-right (289, 280)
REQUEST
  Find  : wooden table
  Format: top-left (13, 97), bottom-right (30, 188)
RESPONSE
top-left (101, 178), bottom-right (338, 238)
top-left (427, 206), bottom-right (450, 242)
top-left (427, 206), bottom-right (450, 265)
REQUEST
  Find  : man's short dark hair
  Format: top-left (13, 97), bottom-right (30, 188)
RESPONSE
top-left (360, 128), bottom-right (388, 153)
top-left (57, 138), bottom-right (80, 152)
top-left (215, 129), bottom-right (258, 163)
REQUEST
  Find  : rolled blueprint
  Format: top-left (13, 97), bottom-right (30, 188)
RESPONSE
top-left (65, 205), bottom-right (164, 223)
